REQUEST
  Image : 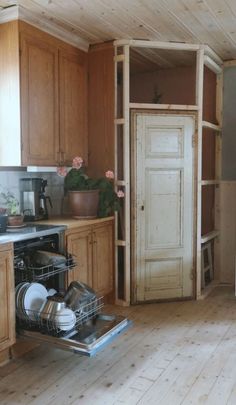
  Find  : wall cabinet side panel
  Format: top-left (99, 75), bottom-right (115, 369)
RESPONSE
top-left (0, 21), bottom-right (21, 166)
top-left (88, 44), bottom-right (114, 177)
top-left (59, 49), bottom-right (88, 165)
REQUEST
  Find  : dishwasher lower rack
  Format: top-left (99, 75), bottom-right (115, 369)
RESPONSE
top-left (16, 296), bottom-right (104, 337)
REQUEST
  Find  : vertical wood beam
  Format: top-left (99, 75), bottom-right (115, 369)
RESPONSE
top-left (196, 47), bottom-right (205, 299)
top-left (123, 45), bottom-right (130, 304)
top-left (114, 45), bottom-right (119, 302)
top-left (214, 73), bottom-right (223, 281)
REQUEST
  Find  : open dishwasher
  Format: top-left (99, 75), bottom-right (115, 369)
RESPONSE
top-left (14, 230), bottom-right (131, 357)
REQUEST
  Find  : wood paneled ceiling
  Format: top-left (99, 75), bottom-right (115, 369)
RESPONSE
top-left (1, 0), bottom-right (236, 60)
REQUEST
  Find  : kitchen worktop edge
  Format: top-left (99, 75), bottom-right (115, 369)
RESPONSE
top-left (34, 216), bottom-right (114, 229)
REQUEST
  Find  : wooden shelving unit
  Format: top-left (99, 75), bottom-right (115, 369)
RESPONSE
top-left (114, 39), bottom-right (223, 304)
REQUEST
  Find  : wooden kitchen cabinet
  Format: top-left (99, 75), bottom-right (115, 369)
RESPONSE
top-left (0, 243), bottom-right (15, 353)
top-left (67, 227), bottom-right (93, 287)
top-left (0, 20), bottom-right (88, 167)
top-left (92, 222), bottom-right (113, 297)
top-left (66, 219), bottom-right (114, 298)
top-left (59, 49), bottom-right (88, 165)
top-left (20, 32), bottom-right (59, 166)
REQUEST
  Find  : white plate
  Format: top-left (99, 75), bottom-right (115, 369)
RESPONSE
top-left (15, 282), bottom-right (30, 318)
top-left (23, 283), bottom-right (48, 320)
top-left (7, 224), bottom-right (26, 229)
top-left (16, 283), bottom-right (29, 312)
top-left (55, 308), bottom-right (76, 331)
top-left (47, 288), bottom-right (57, 297)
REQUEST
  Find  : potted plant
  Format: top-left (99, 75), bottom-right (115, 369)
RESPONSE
top-left (0, 190), bottom-right (23, 226)
top-left (57, 157), bottom-right (124, 218)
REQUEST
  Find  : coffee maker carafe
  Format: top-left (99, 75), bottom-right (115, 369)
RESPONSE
top-left (20, 178), bottom-right (52, 221)
top-left (39, 179), bottom-right (52, 219)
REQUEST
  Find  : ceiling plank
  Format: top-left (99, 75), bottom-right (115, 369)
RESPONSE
top-left (0, 0), bottom-right (232, 60)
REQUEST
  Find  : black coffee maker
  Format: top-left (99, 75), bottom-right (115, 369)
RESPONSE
top-left (20, 178), bottom-right (52, 221)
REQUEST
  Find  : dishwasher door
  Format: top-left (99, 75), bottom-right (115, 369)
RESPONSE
top-left (18, 313), bottom-right (131, 356)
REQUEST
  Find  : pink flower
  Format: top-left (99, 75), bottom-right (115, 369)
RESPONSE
top-left (117, 190), bottom-right (125, 198)
top-left (57, 166), bottom-right (67, 177)
top-left (105, 170), bottom-right (114, 179)
top-left (72, 156), bottom-right (83, 169)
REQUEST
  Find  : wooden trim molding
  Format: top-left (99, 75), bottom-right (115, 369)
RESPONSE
top-left (0, 5), bottom-right (89, 51)
top-left (129, 103), bottom-right (198, 111)
top-left (114, 39), bottom-right (201, 51)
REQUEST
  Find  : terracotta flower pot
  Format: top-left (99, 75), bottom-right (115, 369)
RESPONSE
top-left (68, 190), bottom-right (99, 219)
top-left (8, 214), bottom-right (24, 227)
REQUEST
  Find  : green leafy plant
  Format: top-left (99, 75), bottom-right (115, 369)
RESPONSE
top-left (57, 157), bottom-right (124, 218)
top-left (0, 190), bottom-right (19, 215)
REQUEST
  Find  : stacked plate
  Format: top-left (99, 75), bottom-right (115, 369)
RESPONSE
top-left (16, 282), bottom-right (48, 321)
top-left (54, 308), bottom-right (76, 331)
top-left (16, 283), bottom-right (76, 331)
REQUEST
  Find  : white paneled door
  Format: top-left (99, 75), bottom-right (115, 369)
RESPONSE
top-left (135, 113), bottom-right (194, 301)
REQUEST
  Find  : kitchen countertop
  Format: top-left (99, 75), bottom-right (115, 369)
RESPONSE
top-left (0, 216), bottom-right (114, 244)
top-left (0, 224), bottom-right (67, 244)
top-left (34, 216), bottom-right (114, 229)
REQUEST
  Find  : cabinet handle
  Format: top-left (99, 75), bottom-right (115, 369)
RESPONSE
top-left (61, 151), bottom-right (65, 163)
top-left (57, 151), bottom-right (61, 164)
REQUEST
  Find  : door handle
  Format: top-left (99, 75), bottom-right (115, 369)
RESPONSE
top-left (141, 205), bottom-right (144, 211)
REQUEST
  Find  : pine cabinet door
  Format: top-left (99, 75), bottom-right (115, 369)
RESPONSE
top-left (67, 228), bottom-right (93, 287)
top-left (92, 223), bottom-right (114, 297)
top-left (59, 49), bottom-right (88, 165)
top-left (20, 32), bottom-right (59, 166)
top-left (66, 221), bottom-right (114, 298)
top-left (0, 245), bottom-right (15, 351)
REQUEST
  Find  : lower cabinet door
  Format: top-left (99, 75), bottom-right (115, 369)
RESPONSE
top-left (67, 228), bottom-right (93, 287)
top-left (18, 313), bottom-right (131, 357)
top-left (0, 246), bottom-right (15, 351)
top-left (66, 220), bottom-right (114, 298)
top-left (92, 223), bottom-right (113, 296)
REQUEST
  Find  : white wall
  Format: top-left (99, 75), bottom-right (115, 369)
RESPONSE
top-left (220, 182), bottom-right (236, 285)
top-left (0, 170), bottom-right (65, 217)
top-left (218, 66), bottom-right (236, 285)
top-left (222, 67), bottom-right (236, 180)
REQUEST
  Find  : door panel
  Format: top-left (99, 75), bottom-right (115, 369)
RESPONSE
top-left (135, 114), bottom-right (194, 301)
top-left (146, 127), bottom-right (184, 158)
top-left (144, 258), bottom-right (183, 300)
top-left (146, 169), bottom-right (182, 248)
top-left (20, 33), bottom-right (59, 165)
top-left (67, 229), bottom-right (92, 287)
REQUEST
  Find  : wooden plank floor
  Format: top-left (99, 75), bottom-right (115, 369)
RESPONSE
top-left (1, 286), bottom-right (236, 405)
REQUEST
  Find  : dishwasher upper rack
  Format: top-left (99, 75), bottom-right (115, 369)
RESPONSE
top-left (16, 296), bottom-right (104, 337)
top-left (14, 254), bottom-right (75, 282)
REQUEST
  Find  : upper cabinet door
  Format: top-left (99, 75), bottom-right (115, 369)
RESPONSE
top-left (20, 33), bottom-right (59, 166)
top-left (59, 49), bottom-right (88, 165)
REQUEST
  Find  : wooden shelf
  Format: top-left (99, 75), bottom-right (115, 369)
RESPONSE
top-left (201, 180), bottom-right (220, 186)
top-left (115, 118), bottom-right (125, 125)
top-left (115, 240), bottom-right (126, 246)
top-left (201, 230), bottom-right (220, 244)
top-left (129, 103), bottom-right (198, 111)
top-left (202, 121), bottom-right (221, 131)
